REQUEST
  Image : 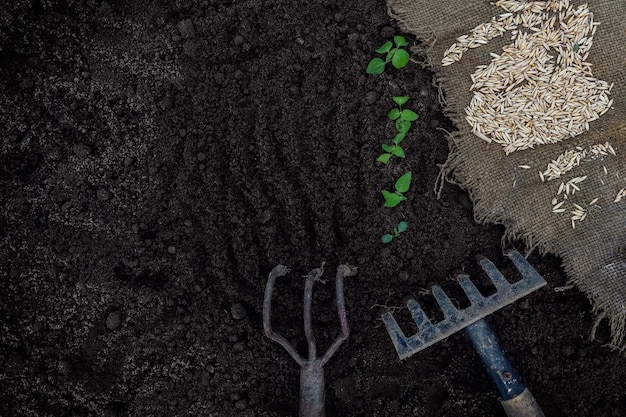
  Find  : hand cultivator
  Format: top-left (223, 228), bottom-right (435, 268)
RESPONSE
top-left (263, 263), bottom-right (357, 417)
top-left (383, 251), bottom-right (546, 417)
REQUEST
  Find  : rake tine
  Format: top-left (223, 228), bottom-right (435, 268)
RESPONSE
top-left (406, 299), bottom-right (434, 332)
top-left (382, 308), bottom-right (430, 359)
top-left (477, 255), bottom-right (511, 292)
top-left (407, 298), bottom-right (440, 349)
top-left (432, 285), bottom-right (458, 317)
top-left (505, 250), bottom-right (546, 284)
top-left (381, 311), bottom-right (406, 341)
top-left (456, 273), bottom-right (485, 305)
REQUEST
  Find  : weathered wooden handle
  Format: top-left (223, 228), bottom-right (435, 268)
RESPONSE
top-left (501, 388), bottom-right (545, 417)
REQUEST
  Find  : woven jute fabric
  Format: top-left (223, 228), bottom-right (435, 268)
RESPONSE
top-left (388, 0), bottom-right (626, 350)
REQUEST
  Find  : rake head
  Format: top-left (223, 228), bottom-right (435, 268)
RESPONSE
top-left (382, 250), bottom-right (547, 360)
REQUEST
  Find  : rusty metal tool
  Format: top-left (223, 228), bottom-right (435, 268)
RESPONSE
top-left (382, 250), bottom-right (546, 417)
top-left (263, 263), bottom-right (356, 417)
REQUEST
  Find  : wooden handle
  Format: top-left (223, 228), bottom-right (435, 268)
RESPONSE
top-left (501, 388), bottom-right (545, 417)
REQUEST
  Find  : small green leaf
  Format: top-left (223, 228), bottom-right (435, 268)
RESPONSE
top-left (377, 153), bottom-right (392, 164)
top-left (381, 144), bottom-right (394, 153)
top-left (382, 234), bottom-right (393, 244)
top-left (381, 189), bottom-right (394, 204)
top-left (376, 41), bottom-right (393, 54)
top-left (387, 108), bottom-right (401, 120)
top-left (401, 109), bottom-right (419, 121)
top-left (395, 171), bottom-right (412, 193)
top-left (391, 146), bottom-right (405, 158)
top-left (394, 36), bottom-right (408, 47)
top-left (397, 221), bottom-right (408, 232)
top-left (396, 118), bottom-right (411, 133)
top-left (366, 58), bottom-right (387, 74)
top-left (393, 96), bottom-right (409, 106)
top-left (393, 132), bottom-right (406, 145)
top-left (392, 49), bottom-right (410, 69)
top-left (382, 190), bottom-right (403, 208)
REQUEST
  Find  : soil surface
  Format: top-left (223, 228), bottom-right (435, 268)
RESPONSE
top-left (1, 1), bottom-right (625, 416)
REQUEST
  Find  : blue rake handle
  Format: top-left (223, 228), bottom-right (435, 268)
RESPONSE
top-left (465, 318), bottom-right (545, 417)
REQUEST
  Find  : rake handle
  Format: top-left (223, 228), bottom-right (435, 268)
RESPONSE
top-left (465, 319), bottom-right (545, 417)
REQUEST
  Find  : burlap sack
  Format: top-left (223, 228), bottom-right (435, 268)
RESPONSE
top-left (387, 0), bottom-right (626, 350)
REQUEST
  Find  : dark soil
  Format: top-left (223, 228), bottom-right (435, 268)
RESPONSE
top-left (1, 1), bottom-right (625, 416)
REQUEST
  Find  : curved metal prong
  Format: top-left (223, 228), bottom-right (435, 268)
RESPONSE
top-left (263, 265), bottom-right (306, 367)
top-left (321, 264), bottom-right (356, 366)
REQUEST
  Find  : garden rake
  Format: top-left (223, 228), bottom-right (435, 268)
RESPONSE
top-left (382, 250), bottom-right (546, 417)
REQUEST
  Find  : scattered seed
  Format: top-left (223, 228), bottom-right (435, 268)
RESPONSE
top-left (552, 200), bottom-right (566, 213)
top-left (541, 142), bottom-right (616, 181)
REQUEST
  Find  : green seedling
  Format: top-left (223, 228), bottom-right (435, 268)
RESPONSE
top-left (388, 96), bottom-right (419, 135)
top-left (377, 132), bottom-right (406, 164)
top-left (382, 171), bottom-right (412, 208)
top-left (366, 36), bottom-right (410, 74)
top-left (382, 221), bottom-right (408, 244)
top-left (377, 97), bottom-right (419, 164)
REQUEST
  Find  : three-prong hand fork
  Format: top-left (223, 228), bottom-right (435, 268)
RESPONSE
top-left (263, 264), bottom-right (357, 417)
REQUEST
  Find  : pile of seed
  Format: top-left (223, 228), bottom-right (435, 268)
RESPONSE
top-left (442, 0), bottom-right (613, 154)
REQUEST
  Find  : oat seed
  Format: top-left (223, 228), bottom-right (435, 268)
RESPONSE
top-left (443, 1), bottom-right (613, 153)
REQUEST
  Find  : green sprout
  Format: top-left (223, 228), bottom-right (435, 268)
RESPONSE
top-left (366, 36), bottom-right (410, 75)
top-left (382, 221), bottom-right (408, 244)
top-left (382, 171), bottom-right (412, 208)
top-left (377, 132), bottom-right (406, 164)
top-left (377, 96), bottom-right (419, 164)
top-left (388, 96), bottom-right (419, 134)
